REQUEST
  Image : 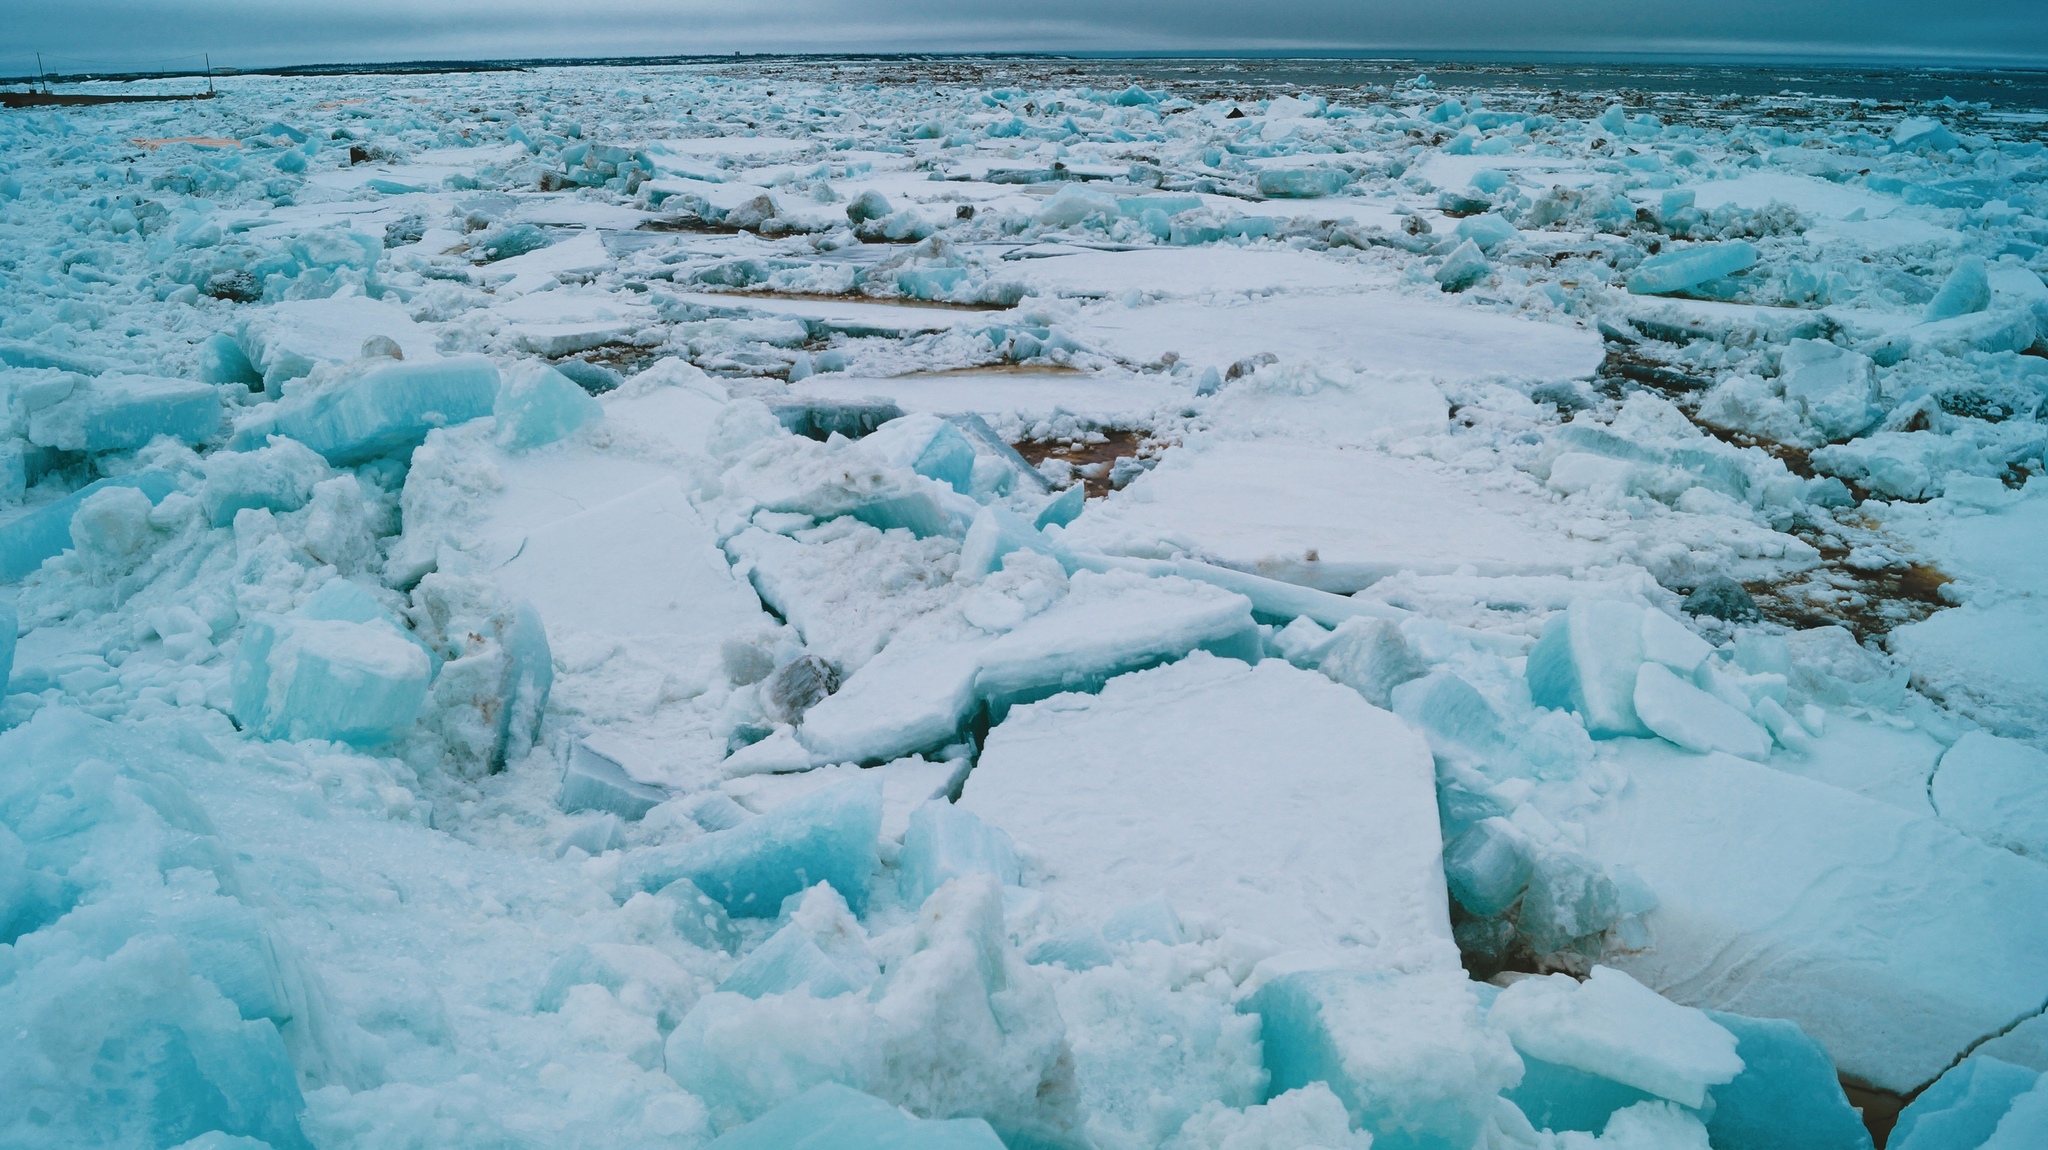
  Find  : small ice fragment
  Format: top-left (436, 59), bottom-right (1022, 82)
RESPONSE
top-left (230, 606), bottom-right (432, 747)
top-left (1931, 732), bottom-right (2048, 857)
top-left (1034, 485), bottom-right (1086, 532)
top-left (1701, 1010), bottom-right (1872, 1150)
top-left (899, 799), bottom-right (1020, 907)
top-left (1924, 255), bottom-right (1992, 322)
top-left (957, 505), bottom-right (1069, 584)
top-left (860, 413), bottom-right (978, 493)
top-left (1434, 240), bottom-right (1491, 292)
top-left (1246, 969), bottom-right (1523, 1149)
top-left (1, 470), bottom-right (177, 582)
top-left (1639, 611), bottom-right (1713, 676)
top-left (845, 190), bottom-right (893, 225)
top-left (556, 814), bottom-right (626, 857)
top-left (1633, 663), bottom-right (1771, 760)
top-left (762, 654), bottom-right (841, 725)
top-left (1489, 966), bottom-right (1743, 1109)
top-left (764, 399), bottom-right (907, 440)
top-left (1026, 929), bottom-right (1114, 971)
top-left (1454, 213), bottom-right (1518, 253)
top-left (1035, 184), bottom-right (1121, 227)
top-left (559, 739), bottom-right (670, 820)
top-left (618, 778), bottom-right (883, 916)
top-left (1626, 241), bottom-right (1759, 296)
top-left (493, 362), bottom-right (603, 450)
top-left (1889, 1055), bottom-right (2040, 1150)
top-left (723, 726), bottom-right (816, 777)
top-left (705, 1082), bottom-right (1004, 1149)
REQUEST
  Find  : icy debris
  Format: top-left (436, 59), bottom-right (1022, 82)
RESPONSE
top-left (761, 653), bottom-right (842, 725)
top-left (555, 813), bottom-right (625, 857)
top-left (230, 356), bottom-right (499, 466)
top-left (559, 739), bottom-right (670, 820)
top-left (1890, 1055), bottom-right (2042, 1150)
top-left (1166, 1083), bottom-right (1371, 1150)
top-left (1930, 732), bottom-right (2048, 857)
top-left (1247, 969), bottom-right (1522, 1150)
top-left (236, 296), bottom-right (434, 392)
top-left (200, 436), bottom-right (333, 527)
top-left (1633, 663), bottom-right (1771, 760)
top-left (705, 1082), bottom-right (1005, 1149)
top-left (1255, 167), bottom-right (1351, 198)
top-left (0, 469), bottom-right (177, 582)
top-left (667, 876), bottom-right (1080, 1143)
top-left (405, 573), bottom-right (553, 776)
top-left (26, 373), bottom-right (221, 453)
top-left (1528, 600), bottom-right (1654, 738)
top-left (1490, 967), bottom-right (1742, 1110)
top-left (1435, 239), bottom-right (1491, 292)
top-left (718, 883), bottom-right (879, 999)
top-left (618, 778), bottom-right (883, 916)
top-left (1926, 256), bottom-right (1993, 322)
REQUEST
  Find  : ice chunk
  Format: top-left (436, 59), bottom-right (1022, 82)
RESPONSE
top-left (1701, 1011), bottom-right (1872, 1150)
top-left (1455, 213), bottom-right (1518, 253)
top-left (406, 574), bottom-right (554, 776)
top-left (859, 414), bottom-right (977, 494)
top-left (1892, 116), bottom-right (1960, 152)
top-left (27, 374), bottom-right (221, 452)
top-left (1443, 817), bottom-right (1533, 918)
top-left (1528, 599), bottom-right (1649, 738)
top-left (199, 436), bottom-right (332, 527)
top-left (1167, 1083), bottom-right (1372, 1150)
top-left (899, 800), bottom-right (1020, 907)
top-left (1255, 167), bottom-right (1350, 198)
top-left (1318, 616), bottom-right (1426, 708)
top-left (230, 356), bottom-right (498, 466)
top-left (965, 655), bottom-right (1455, 965)
top-left (0, 470), bottom-right (176, 582)
top-left (556, 813), bottom-right (626, 857)
top-left (956, 505), bottom-right (1069, 583)
top-left (719, 884), bottom-right (879, 998)
top-left (1435, 239), bottom-right (1491, 292)
top-left (618, 778), bottom-right (882, 916)
top-left (1102, 894), bottom-right (1185, 946)
top-left (535, 942), bottom-right (700, 1030)
top-left (230, 613), bottom-right (432, 747)
top-left (236, 295), bottom-right (435, 390)
top-left (1681, 575), bottom-right (1759, 622)
top-left (1035, 184), bottom-right (1121, 227)
top-left (1890, 1055), bottom-right (2041, 1150)
top-left (1034, 482), bottom-right (1085, 529)
top-left (68, 485), bottom-right (160, 586)
top-left (761, 654), bottom-right (841, 725)
top-left (973, 570), bottom-right (1259, 719)
top-left (1580, 740), bottom-right (2048, 1093)
top-left (1930, 732), bottom-right (2048, 856)
top-left (1633, 663), bottom-right (1771, 760)
top-left (658, 877), bottom-right (744, 953)
top-left (846, 190), bottom-right (893, 225)
top-left (0, 597), bottom-right (14, 691)
top-left (1984, 1082), bottom-right (2048, 1150)
top-left (706, 1082), bottom-right (1005, 1149)
top-left (1490, 967), bottom-right (1742, 1109)
top-left (798, 621), bottom-right (989, 765)
top-left (493, 362), bottom-right (603, 450)
top-left (1627, 242), bottom-right (1759, 296)
top-left (559, 739), bottom-right (670, 820)
top-left (1778, 340), bottom-right (1878, 442)
top-left (1247, 969), bottom-right (1522, 1150)
top-left (1925, 256), bottom-right (1992, 322)
top-left (765, 397), bottom-right (907, 441)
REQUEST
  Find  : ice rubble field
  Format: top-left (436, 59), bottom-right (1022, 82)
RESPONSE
top-left (2, 58), bottom-right (2048, 1150)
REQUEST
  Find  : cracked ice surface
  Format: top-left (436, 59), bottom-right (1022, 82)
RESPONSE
top-left (2, 57), bottom-right (2046, 1150)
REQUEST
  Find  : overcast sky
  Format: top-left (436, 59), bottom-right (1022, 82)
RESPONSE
top-left (6, 0), bottom-right (2044, 74)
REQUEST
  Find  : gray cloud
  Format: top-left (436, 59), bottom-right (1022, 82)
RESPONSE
top-left (5, 0), bottom-right (2044, 73)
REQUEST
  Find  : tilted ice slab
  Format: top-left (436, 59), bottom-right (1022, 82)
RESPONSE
top-left (962, 653), bottom-right (1456, 970)
top-left (1579, 739), bottom-right (2048, 1093)
top-left (1060, 440), bottom-right (1615, 593)
top-left (1068, 292), bottom-right (1603, 383)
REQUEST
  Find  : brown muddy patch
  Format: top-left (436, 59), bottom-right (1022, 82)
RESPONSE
top-left (1013, 429), bottom-right (1172, 498)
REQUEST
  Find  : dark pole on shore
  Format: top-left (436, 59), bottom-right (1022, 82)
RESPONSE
top-left (206, 53), bottom-right (215, 94)
top-left (37, 52), bottom-right (48, 93)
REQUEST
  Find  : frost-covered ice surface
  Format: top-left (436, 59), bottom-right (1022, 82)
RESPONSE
top-left (2, 56), bottom-right (2047, 1149)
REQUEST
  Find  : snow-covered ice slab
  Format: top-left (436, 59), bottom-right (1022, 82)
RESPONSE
top-left (237, 295), bottom-right (437, 386)
top-left (487, 473), bottom-right (766, 645)
top-left (792, 372), bottom-right (1182, 423)
top-left (1069, 293), bottom-right (1602, 383)
top-left (669, 291), bottom-right (988, 336)
top-left (962, 653), bottom-right (1456, 969)
top-left (1890, 599), bottom-right (2048, 743)
top-left (1580, 739), bottom-right (2048, 1093)
top-left (1061, 440), bottom-right (1614, 593)
top-left (1010, 247), bottom-right (1382, 299)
